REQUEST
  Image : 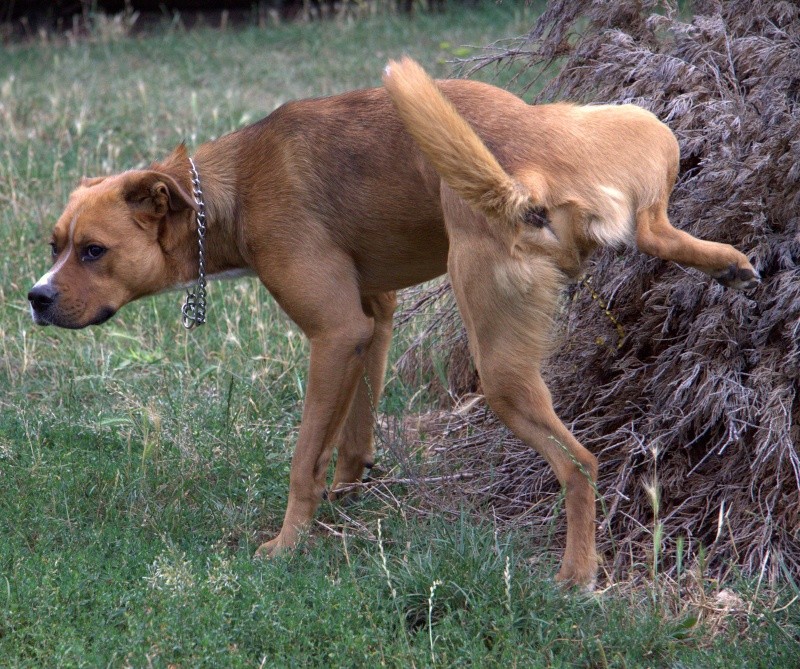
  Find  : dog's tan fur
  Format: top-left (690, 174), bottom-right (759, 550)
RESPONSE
top-left (29, 57), bottom-right (758, 588)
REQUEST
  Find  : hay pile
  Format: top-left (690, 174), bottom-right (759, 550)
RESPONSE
top-left (396, 0), bottom-right (800, 583)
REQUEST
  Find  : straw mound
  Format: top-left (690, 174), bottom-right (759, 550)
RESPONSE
top-left (396, 0), bottom-right (800, 582)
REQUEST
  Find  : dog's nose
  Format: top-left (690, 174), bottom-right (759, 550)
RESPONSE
top-left (28, 284), bottom-right (58, 311)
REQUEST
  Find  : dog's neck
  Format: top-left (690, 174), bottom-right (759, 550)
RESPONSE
top-left (154, 138), bottom-right (250, 287)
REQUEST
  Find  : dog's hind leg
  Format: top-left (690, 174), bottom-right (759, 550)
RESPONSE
top-left (454, 264), bottom-right (598, 587)
top-left (329, 291), bottom-right (397, 499)
top-left (445, 193), bottom-right (598, 588)
top-left (635, 204), bottom-right (759, 289)
top-left (254, 254), bottom-right (376, 558)
top-left (480, 359), bottom-right (598, 588)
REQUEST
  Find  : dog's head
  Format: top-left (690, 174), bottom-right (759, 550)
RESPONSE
top-left (29, 157), bottom-right (197, 329)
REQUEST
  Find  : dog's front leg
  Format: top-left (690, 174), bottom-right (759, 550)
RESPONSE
top-left (330, 291), bottom-right (397, 499)
top-left (255, 312), bottom-right (375, 557)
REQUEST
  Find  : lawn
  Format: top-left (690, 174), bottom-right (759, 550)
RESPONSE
top-left (1, 3), bottom-right (798, 666)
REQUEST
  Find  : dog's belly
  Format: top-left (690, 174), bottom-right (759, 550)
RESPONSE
top-left (352, 217), bottom-right (450, 293)
top-left (357, 246), bottom-right (449, 293)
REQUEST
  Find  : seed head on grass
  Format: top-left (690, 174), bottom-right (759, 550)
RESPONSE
top-left (504, 554), bottom-right (513, 618)
top-left (428, 578), bottom-right (443, 666)
top-left (206, 554), bottom-right (240, 595)
top-left (145, 549), bottom-right (196, 595)
top-left (377, 519), bottom-right (397, 600)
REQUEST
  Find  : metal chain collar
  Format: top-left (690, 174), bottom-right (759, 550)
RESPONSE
top-left (182, 158), bottom-right (207, 329)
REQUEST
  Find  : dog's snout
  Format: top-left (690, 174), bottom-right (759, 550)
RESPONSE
top-left (28, 284), bottom-right (58, 311)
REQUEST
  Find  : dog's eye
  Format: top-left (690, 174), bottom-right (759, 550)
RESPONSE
top-left (49, 242), bottom-right (57, 258)
top-left (81, 244), bottom-right (107, 262)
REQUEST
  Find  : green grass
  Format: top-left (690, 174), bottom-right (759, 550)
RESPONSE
top-left (1, 3), bottom-right (799, 666)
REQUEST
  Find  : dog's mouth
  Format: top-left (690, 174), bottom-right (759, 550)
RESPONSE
top-left (91, 307), bottom-right (117, 325)
top-left (29, 303), bottom-right (117, 329)
top-left (30, 307), bottom-right (53, 327)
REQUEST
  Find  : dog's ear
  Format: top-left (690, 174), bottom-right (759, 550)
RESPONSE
top-left (122, 171), bottom-right (198, 225)
top-left (80, 176), bottom-right (108, 188)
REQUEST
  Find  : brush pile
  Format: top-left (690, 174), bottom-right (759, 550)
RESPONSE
top-left (395, 0), bottom-right (800, 582)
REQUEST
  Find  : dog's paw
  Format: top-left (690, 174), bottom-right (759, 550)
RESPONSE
top-left (362, 461), bottom-right (375, 482)
top-left (329, 461), bottom-right (377, 502)
top-left (327, 482), bottom-right (365, 504)
top-left (713, 264), bottom-right (761, 291)
top-left (335, 491), bottom-right (362, 507)
top-left (555, 559), bottom-right (598, 593)
top-left (254, 532), bottom-right (296, 559)
top-left (555, 572), bottom-right (597, 593)
top-left (254, 540), bottom-right (281, 560)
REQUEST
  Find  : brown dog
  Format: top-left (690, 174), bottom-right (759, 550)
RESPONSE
top-left (28, 57), bottom-right (758, 588)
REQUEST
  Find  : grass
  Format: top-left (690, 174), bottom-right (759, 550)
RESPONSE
top-left (1, 3), bottom-right (799, 666)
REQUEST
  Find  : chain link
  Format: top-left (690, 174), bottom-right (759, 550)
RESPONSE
top-left (182, 158), bottom-right (207, 329)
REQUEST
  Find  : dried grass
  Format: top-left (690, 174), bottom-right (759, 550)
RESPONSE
top-left (396, 0), bottom-right (800, 584)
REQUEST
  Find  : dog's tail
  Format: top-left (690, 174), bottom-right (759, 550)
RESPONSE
top-left (382, 57), bottom-right (541, 226)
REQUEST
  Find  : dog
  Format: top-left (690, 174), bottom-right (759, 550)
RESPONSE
top-left (28, 57), bottom-right (759, 588)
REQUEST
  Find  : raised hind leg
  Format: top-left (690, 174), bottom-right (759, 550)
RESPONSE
top-left (635, 204), bottom-right (759, 289)
top-left (329, 291), bottom-right (397, 499)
